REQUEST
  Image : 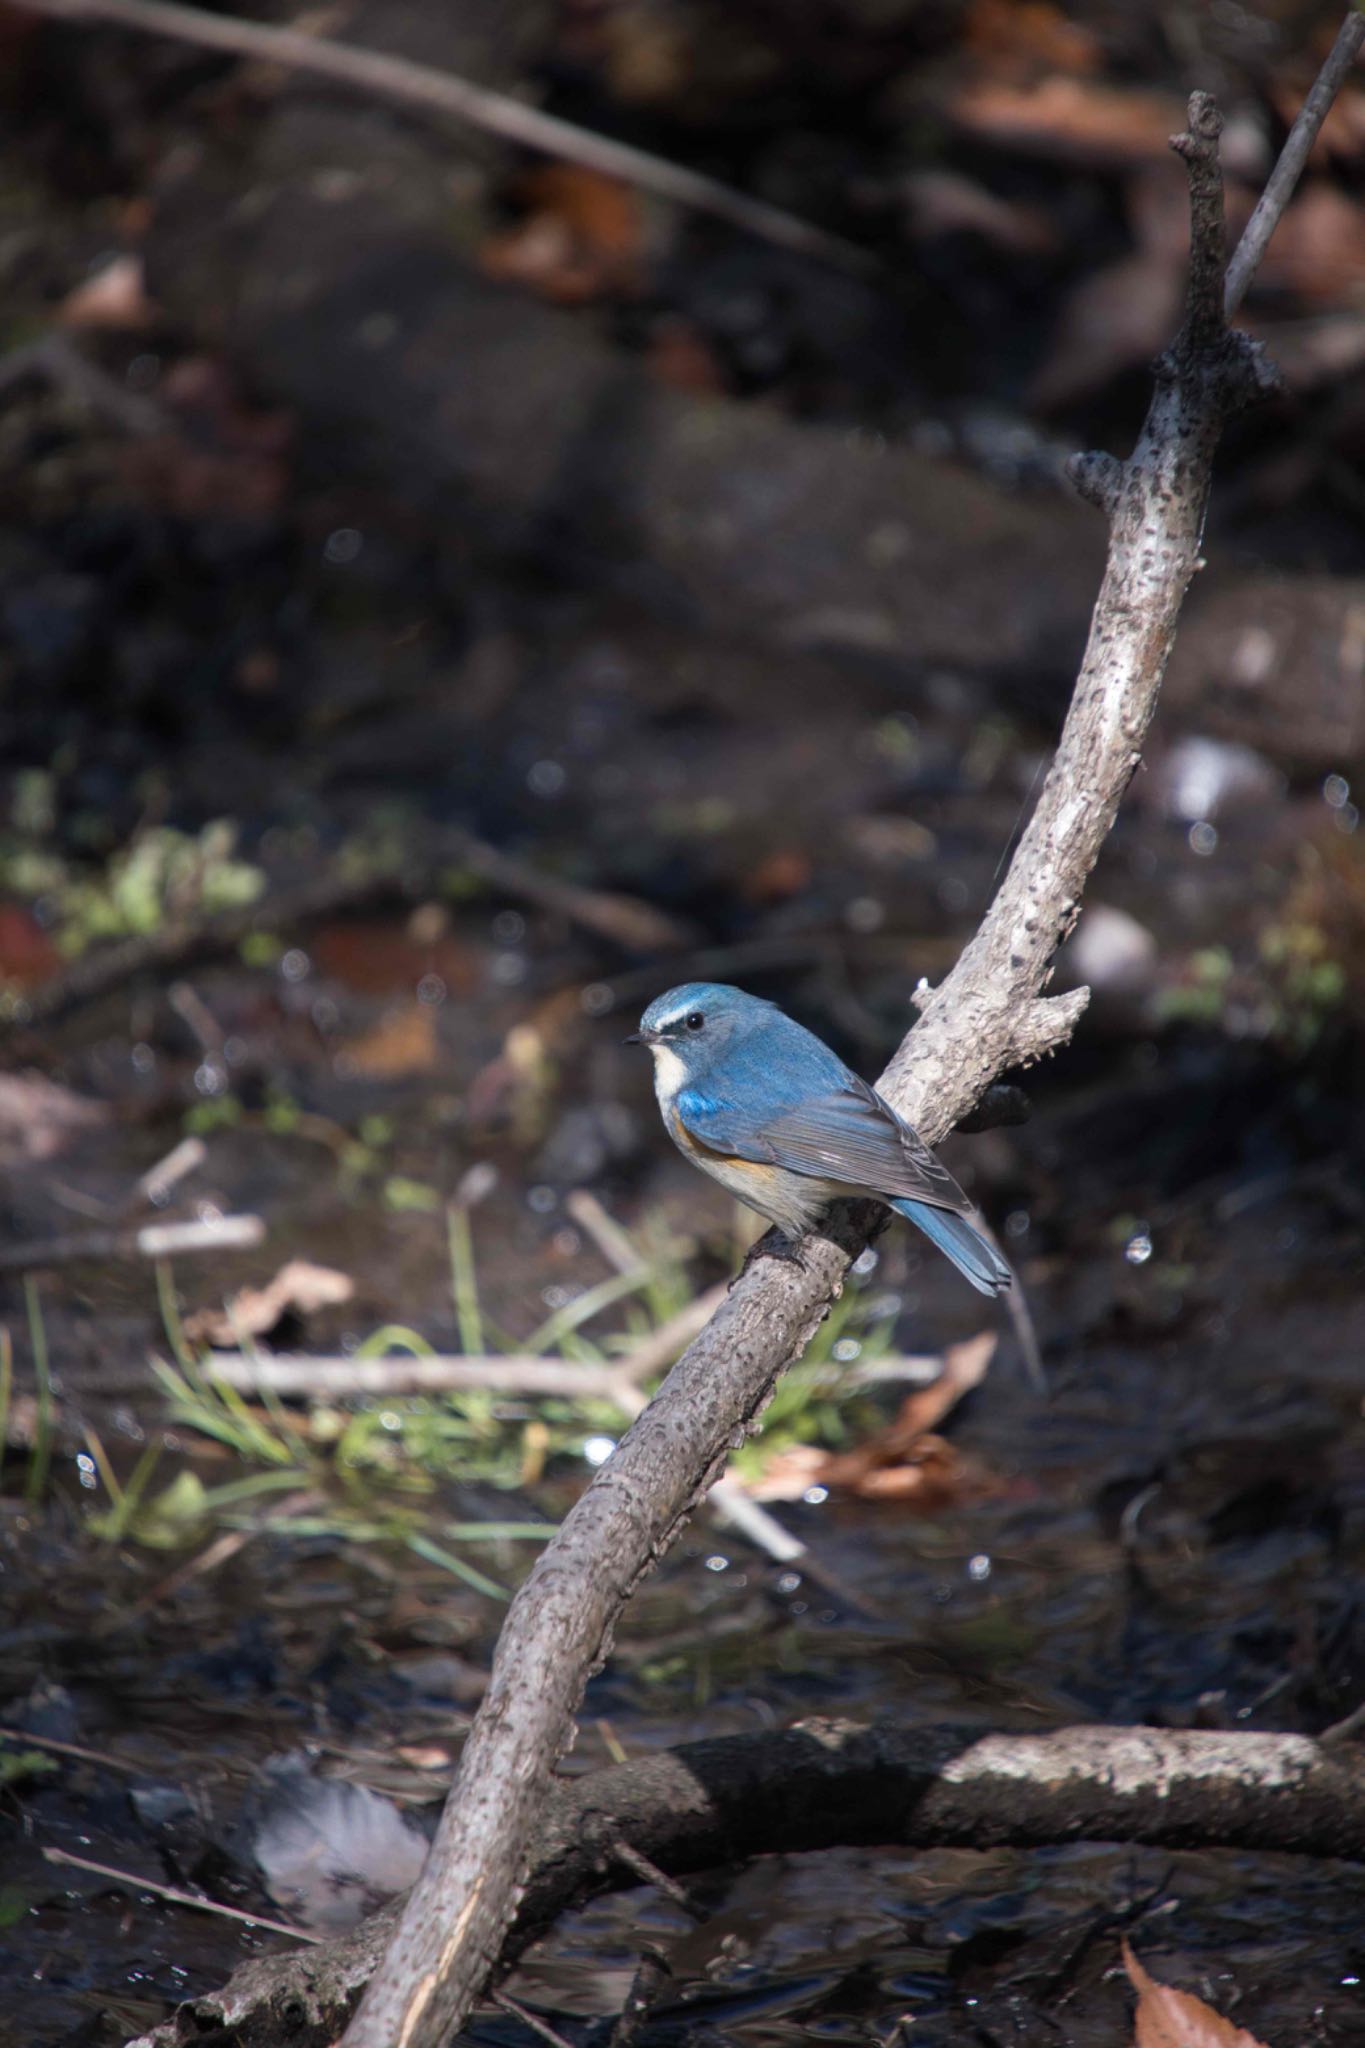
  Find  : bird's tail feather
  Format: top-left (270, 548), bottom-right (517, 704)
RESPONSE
top-left (890, 1199), bottom-right (1011, 1296)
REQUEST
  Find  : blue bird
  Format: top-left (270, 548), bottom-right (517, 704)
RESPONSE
top-left (629, 982), bottom-right (1010, 1296)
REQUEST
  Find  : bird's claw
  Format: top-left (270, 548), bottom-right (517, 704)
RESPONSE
top-left (732, 1229), bottom-right (808, 1286)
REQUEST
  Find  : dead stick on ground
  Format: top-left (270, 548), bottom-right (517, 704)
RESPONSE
top-left (127, 1719), bottom-right (1365, 2047)
top-left (120, 28), bottom-right (1361, 2048)
top-left (14, 0), bottom-right (871, 273)
top-left (43, 1848), bottom-right (320, 1944)
top-left (0, 1213), bottom-right (263, 1274)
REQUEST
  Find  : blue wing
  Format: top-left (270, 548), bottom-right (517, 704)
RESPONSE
top-left (676, 1075), bottom-right (965, 1212)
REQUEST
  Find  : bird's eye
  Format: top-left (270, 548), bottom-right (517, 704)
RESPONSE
top-left (685, 1011), bottom-right (705, 1031)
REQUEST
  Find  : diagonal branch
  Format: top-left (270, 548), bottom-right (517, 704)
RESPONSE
top-left (12, 0), bottom-right (872, 273)
top-left (1224, 8), bottom-right (1365, 317)
top-left (333, 86), bottom-right (1282, 2048)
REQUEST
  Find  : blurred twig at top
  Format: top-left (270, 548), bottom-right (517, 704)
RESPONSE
top-left (12, 0), bottom-right (874, 274)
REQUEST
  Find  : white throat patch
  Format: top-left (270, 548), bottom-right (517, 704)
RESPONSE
top-left (648, 1041), bottom-right (690, 1105)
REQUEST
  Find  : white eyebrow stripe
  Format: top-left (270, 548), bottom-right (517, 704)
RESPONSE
top-left (652, 1002), bottom-right (697, 1030)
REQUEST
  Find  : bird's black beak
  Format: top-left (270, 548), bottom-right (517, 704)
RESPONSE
top-left (624, 1029), bottom-right (658, 1047)
top-left (623, 1031), bottom-right (641, 1044)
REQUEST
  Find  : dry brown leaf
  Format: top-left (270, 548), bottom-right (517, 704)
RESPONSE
top-left (964, 0), bottom-right (1101, 80)
top-left (741, 848), bottom-right (813, 904)
top-left (480, 164), bottom-right (642, 305)
top-left (1255, 182), bottom-right (1365, 304)
top-left (746, 1334), bottom-right (998, 1508)
top-left (647, 316), bottom-right (726, 395)
top-left (951, 76), bottom-right (1184, 168)
top-left (0, 1071), bottom-right (107, 1165)
top-left (882, 1331), bottom-right (997, 1442)
top-left (338, 1002), bottom-right (439, 1079)
top-left (185, 1258), bottom-right (354, 1347)
top-left (838, 1433), bottom-right (1003, 1510)
top-left (0, 903), bottom-right (61, 988)
top-left (59, 254), bottom-right (157, 331)
top-left (1122, 1941), bottom-right (1270, 2048)
top-left (903, 169), bottom-right (1056, 254)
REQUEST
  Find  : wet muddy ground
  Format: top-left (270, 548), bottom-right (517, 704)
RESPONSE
top-left (3, 3), bottom-right (1365, 2044)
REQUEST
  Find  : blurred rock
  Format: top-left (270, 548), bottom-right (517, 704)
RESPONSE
top-left (1058, 902), bottom-right (1156, 1000)
top-left (1150, 735), bottom-right (1284, 824)
top-left (1164, 576), bottom-right (1365, 774)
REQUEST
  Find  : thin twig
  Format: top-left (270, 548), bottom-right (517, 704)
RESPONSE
top-left (200, 1329), bottom-right (943, 1402)
top-left (1225, 11), bottom-right (1365, 317)
top-left (0, 1213), bottom-right (263, 1273)
top-left (612, 1285), bottom-right (730, 1385)
top-left (14, 0), bottom-right (873, 273)
top-left (0, 1726), bottom-right (145, 1774)
top-left (490, 1990), bottom-right (579, 2048)
top-left (0, 331), bottom-right (165, 433)
top-left (42, 1847), bottom-right (321, 1943)
top-left (564, 1190), bottom-right (648, 1279)
top-left (125, 1137), bottom-right (207, 1216)
top-left (609, 1944), bottom-right (676, 2048)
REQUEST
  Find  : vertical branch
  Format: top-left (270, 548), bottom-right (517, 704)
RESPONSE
top-left (1171, 92), bottom-right (1228, 351)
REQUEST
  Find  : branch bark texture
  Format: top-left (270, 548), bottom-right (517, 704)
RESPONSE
top-left (130, 1720), bottom-right (1365, 2048)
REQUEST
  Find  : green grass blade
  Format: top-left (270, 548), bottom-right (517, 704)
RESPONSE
top-left (403, 1530), bottom-right (509, 1600)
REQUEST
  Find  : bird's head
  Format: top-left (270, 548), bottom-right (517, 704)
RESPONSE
top-left (627, 982), bottom-right (774, 1082)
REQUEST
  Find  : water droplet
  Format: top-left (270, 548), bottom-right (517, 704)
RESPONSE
top-left (851, 1247), bottom-right (879, 1275)
top-left (845, 895), bottom-right (884, 933)
top-left (832, 1337), bottom-right (861, 1362)
top-left (527, 759), bottom-right (566, 797)
top-left (416, 973), bottom-right (446, 1006)
top-left (583, 1434), bottom-right (616, 1467)
top-left (130, 1042), bottom-right (156, 1074)
top-left (1188, 820), bottom-right (1218, 856)
top-left (1324, 773), bottom-right (1351, 809)
top-left (1125, 1232), bottom-right (1153, 1265)
top-left (802, 1485), bottom-right (829, 1506)
top-left (967, 1553), bottom-right (991, 1581)
top-left (324, 527), bottom-right (363, 565)
top-left (281, 948), bottom-right (310, 983)
top-left (527, 1185), bottom-right (557, 1214)
top-left (704, 1554), bottom-right (729, 1572)
top-left (1005, 1209), bottom-right (1030, 1239)
top-left (193, 1060), bottom-right (226, 1096)
top-left (492, 910), bottom-right (526, 945)
top-left (776, 1571), bottom-right (802, 1594)
top-left (581, 982), bottom-right (613, 1016)
top-left (75, 1452), bottom-right (97, 1490)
